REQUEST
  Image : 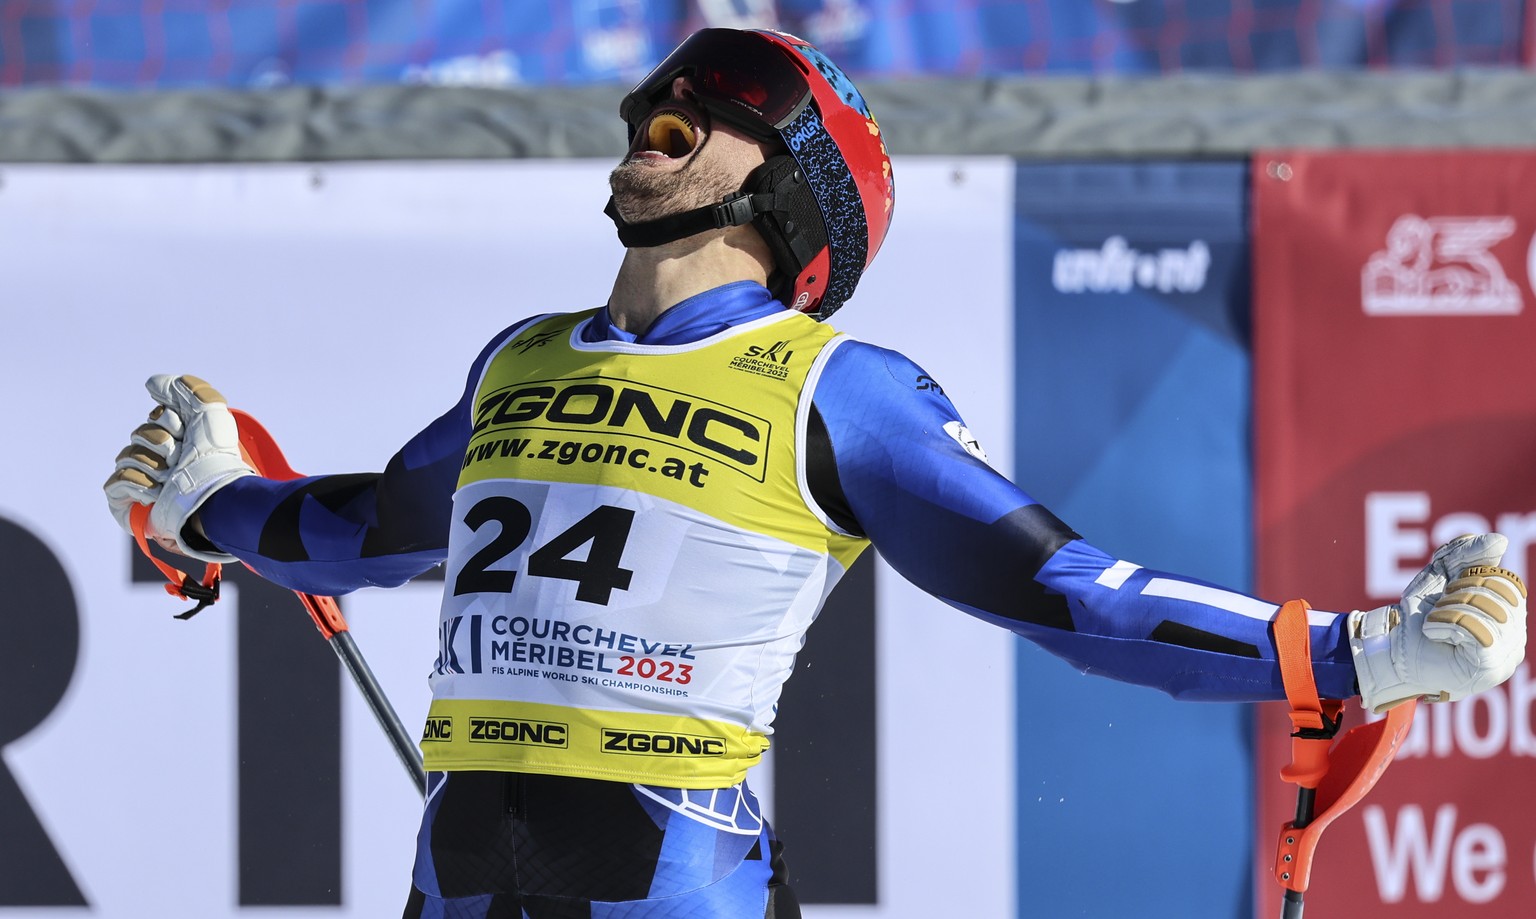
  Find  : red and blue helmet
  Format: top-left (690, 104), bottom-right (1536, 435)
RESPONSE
top-left (616, 28), bottom-right (895, 319)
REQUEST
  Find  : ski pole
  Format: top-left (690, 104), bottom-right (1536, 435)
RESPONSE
top-left (291, 587), bottom-right (427, 798)
top-left (129, 408), bottom-right (428, 798)
top-left (229, 408), bottom-right (427, 798)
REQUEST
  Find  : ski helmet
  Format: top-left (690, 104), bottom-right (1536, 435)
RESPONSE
top-left (608, 28), bottom-right (894, 320)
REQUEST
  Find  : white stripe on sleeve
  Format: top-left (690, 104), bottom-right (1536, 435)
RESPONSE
top-left (1142, 578), bottom-right (1338, 627)
top-left (1095, 560), bottom-right (1142, 589)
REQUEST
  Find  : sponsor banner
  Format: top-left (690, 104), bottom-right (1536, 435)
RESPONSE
top-left (0, 0), bottom-right (1520, 88)
top-left (0, 158), bottom-right (1017, 917)
top-left (1013, 161), bottom-right (1254, 917)
top-left (1252, 150), bottom-right (1536, 917)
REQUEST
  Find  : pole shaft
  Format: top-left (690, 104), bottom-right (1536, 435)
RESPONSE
top-left (329, 629), bottom-right (427, 798)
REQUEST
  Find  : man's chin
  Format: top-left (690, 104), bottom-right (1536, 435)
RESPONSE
top-left (608, 193), bottom-right (669, 227)
top-left (609, 166), bottom-right (687, 225)
top-left (609, 155), bottom-right (740, 226)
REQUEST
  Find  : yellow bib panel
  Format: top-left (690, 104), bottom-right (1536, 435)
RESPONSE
top-left (422, 309), bottom-right (868, 787)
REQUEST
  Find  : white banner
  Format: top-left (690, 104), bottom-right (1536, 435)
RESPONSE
top-left (0, 157), bottom-right (1014, 917)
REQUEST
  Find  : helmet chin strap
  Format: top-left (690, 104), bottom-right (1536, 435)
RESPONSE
top-left (605, 154), bottom-right (810, 248)
top-left (604, 156), bottom-right (824, 311)
top-left (603, 191), bottom-right (771, 248)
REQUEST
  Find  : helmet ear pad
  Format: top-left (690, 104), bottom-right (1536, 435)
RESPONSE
top-left (744, 154), bottom-right (829, 311)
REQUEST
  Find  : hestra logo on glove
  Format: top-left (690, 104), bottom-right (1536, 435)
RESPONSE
top-left (1465, 565), bottom-right (1527, 594)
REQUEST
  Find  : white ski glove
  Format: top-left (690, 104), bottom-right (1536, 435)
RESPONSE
top-left (1350, 533), bottom-right (1528, 713)
top-left (103, 374), bottom-right (254, 563)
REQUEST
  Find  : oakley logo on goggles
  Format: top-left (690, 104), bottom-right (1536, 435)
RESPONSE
top-left (619, 29), bottom-right (816, 142)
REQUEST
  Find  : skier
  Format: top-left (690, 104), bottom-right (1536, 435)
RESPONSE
top-left (104, 27), bottom-right (1527, 919)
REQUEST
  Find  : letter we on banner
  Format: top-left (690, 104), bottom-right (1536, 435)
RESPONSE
top-left (1251, 150), bottom-right (1536, 918)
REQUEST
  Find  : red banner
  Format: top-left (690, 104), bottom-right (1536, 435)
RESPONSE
top-left (1252, 150), bottom-right (1536, 918)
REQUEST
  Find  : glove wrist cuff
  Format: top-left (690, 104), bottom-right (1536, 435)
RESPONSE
top-left (1349, 606), bottom-right (1410, 713)
top-left (148, 467), bottom-right (252, 563)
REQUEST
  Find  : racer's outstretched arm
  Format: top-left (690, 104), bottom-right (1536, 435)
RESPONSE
top-left (193, 321), bottom-right (554, 595)
top-left (193, 401), bottom-right (467, 595)
top-left (808, 339), bottom-right (1355, 702)
top-left (106, 319), bottom-right (544, 598)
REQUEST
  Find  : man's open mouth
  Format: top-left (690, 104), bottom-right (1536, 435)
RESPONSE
top-left (643, 111), bottom-right (698, 158)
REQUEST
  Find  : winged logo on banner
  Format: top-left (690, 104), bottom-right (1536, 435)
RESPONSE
top-left (1361, 215), bottom-right (1523, 316)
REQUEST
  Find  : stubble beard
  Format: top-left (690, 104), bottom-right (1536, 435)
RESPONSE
top-left (608, 144), bottom-right (743, 225)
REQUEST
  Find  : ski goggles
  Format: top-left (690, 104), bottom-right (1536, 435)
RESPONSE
top-left (618, 29), bottom-right (816, 142)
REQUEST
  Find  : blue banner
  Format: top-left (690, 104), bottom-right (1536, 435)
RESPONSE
top-left (1011, 161), bottom-right (1254, 918)
top-left (0, 0), bottom-right (1524, 88)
